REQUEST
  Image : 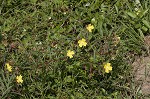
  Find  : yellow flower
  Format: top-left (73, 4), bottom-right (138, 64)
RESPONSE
top-left (86, 24), bottom-right (94, 32)
top-left (104, 63), bottom-right (112, 73)
top-left (5, 63), bottom-right (12, 72)
top-left (16, 75), bottom-right (23, 83)
top-left (67, 50), bottom-right (75, 58)
top-left (78, 38), bottom-right (87, 47)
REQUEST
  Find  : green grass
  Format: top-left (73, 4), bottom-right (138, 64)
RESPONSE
top-left (0, 0), bottom-right (150, 98)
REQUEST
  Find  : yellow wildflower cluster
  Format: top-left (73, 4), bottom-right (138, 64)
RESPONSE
top-left (5, 63), bottom-right (23, 84)
top-left (67, 38), bottom-right (87, 58)
top-left (67, 23), bottom-right (94, 58)
top-left (67, 22), bottom-right (113, 73)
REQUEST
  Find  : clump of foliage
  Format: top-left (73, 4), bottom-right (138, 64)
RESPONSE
top-left (0, 0), bottom-right (150, 98)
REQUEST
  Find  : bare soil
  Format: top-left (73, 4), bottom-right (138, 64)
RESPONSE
top-left (132, 36), bottom-right (150, 95)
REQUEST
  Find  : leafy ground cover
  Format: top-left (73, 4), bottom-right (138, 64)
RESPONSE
top-left (0, 0), bottom-right (150, 98)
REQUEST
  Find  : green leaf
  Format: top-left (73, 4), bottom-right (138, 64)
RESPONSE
top-left (126, 12), bottom-right (137, 18)
top-left (64, 76), bottom-right (74, 83)
top-left (135, 24), bottom-right (142, 29)
top-left (139, 9), bottom-right (148, 18)
top-left (0, 32), bottom-right (2, 42)
top-left (137, 29), bottom-right (144, 41)
top-left (3, 27), bottom-right (11, 32)
top-left (142, 20), bottom-right (150, 28)
top-left (114, 5), bottom-right (118, 14)
top-left (142, 26), bottom-right (148, 32)
top-left (30, 0), bottom-right (37, 3)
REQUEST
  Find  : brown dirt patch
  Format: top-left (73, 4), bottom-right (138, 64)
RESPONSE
top-left (132, 36), bottom-right (150, 95)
